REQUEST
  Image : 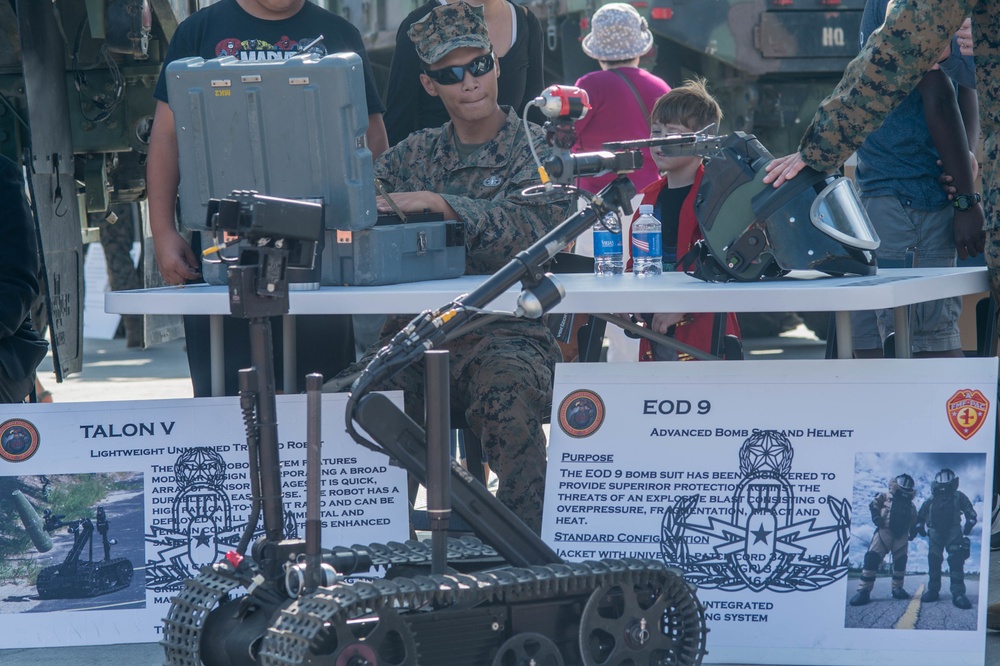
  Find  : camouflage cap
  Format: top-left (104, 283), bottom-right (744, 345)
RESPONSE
top-left (408, 1), bottom-right (492, 66)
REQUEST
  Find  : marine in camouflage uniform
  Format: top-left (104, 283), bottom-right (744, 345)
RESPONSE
top-left (331, 2), bottom-right (566, 533)
top-left (92, 205), bottom-right (143, 347)
top-left (777, 0), bottom-right (998, 287)
top-left (915, 469), bottom-right (977, 609)
top-left (850, 474), bottom-right (918, 606)
top-left (760, 0), bottom-right (997, 617)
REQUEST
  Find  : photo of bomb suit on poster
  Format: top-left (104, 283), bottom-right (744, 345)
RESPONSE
top-left (846, 452), bottom-right (986, 630)
top-left (542, 360), bottom-right (996, 666)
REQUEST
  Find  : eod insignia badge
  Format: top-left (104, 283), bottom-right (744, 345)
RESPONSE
top-left (946, 388), bottom-right (990, 440)
top-left (660, 430), bottom-right (850, 593)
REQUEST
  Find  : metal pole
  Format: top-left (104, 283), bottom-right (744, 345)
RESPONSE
top-left (305, 373), bottom-right (323, 591)
top-left (424, 350), bottom-right (451, 575)
top-left (249, 316), bottom-right (283, 542)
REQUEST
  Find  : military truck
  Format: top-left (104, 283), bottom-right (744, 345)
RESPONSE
top-left (336, 0), bottom-right (864, 157)
top-left (529, 0), bottom-right (865, 156)
top-left (0, 0), bottom-right (189, 375)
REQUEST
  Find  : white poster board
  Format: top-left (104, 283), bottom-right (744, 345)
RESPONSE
top-left (543, 359), bottom-right (997, 666)
top-left (83, 241), bottom-right (142, 340)
top-left (0, 393), bottom-right (407, 648)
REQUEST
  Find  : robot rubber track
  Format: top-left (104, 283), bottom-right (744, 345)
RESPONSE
top-left (163, 555), bottom-right (707, 665)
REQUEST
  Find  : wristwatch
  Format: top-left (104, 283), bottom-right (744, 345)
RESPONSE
top-left (953, 193), bottom-right (981, 211)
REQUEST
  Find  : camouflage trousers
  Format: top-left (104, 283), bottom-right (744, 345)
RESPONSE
top-left (989, 228), bottom-right (1000, 498)
top-left (339, 321), bottom-right (561, 533)
top-left (988, 228), bottom-right (1000, 307)
top-left (94, 206), bottom-right (143, 346)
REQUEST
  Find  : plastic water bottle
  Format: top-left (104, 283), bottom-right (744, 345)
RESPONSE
top-left (632, 204), bottom-right (662, 277)
top-left (593, 212), bottom-right (624, 276)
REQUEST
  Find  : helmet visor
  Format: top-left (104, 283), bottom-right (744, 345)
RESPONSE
top-left (809, 178), bottom-right (880, 251)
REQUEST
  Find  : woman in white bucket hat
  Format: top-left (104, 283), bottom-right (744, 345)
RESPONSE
top-left (582, 2), bottom-right (655, 61)
top-left (573, 3), bottom-right (670, 196)
top-left (571, 4), bottom-right (671, 364)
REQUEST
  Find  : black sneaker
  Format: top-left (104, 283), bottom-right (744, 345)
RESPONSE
top-left (953, 594), bottom-right (972, 610)
top-left (921, 589), bottom-right (940, 602)
top-left (891, 587), bottom-right (910, 600)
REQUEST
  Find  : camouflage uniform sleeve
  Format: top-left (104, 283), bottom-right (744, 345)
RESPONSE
top-left (373, 140), bottom-right (408, 193)
top-left (440, 128), bottom-right (569, 274)
top-left (798, 0), bottom-right (972, 171)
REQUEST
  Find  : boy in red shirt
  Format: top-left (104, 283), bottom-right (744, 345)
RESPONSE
top-left (628, 79), bottom-right (741, 360)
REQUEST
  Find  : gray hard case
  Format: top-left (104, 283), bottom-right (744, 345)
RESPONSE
top-left (321, 219), bottom-right (466, 286)
top-left (166, 53), bottom-right (376, 233)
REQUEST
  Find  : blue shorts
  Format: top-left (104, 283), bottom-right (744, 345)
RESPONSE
top-left (851, 195), bottom-right (961, 353)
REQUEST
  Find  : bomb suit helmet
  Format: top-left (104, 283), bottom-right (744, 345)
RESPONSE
top-left (690, 132), bottom-right (879, 282)
top-left (890, 473), bottom-right (916, 499)
top-left (931, 467), bottom-right (958, 495)
top-left (932, 468), bottom-right (959, 495)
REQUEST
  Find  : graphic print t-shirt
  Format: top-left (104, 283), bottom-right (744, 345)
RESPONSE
top-left (153, 0), bottom-right (384, 114)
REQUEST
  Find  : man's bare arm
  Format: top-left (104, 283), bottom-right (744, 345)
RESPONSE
top-left (147, 100), bottom-right (200, 285)
top-left (919, 69), bottom-right (984, 258)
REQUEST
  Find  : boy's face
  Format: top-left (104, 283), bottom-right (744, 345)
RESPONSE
top-left (420, 47), bottom-right (500, 126)
top-left (650, 122), bottom-right (703, 174)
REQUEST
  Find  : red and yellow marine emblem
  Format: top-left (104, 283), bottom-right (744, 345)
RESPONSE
top-left (946, 389), bottom-right (990, 440)
top-left (557, 390), bottom-right (605, 438)
top-left (0, 418), bottom-right (40, 462)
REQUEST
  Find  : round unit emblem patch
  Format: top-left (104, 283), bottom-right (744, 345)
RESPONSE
top-left (0, 419), bottom-right (40, 462)
top-left (557, 390), bottom-right (605, 438)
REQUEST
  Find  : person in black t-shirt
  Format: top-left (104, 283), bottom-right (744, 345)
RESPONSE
top-left (147, 0), bottom-right (388, 396)
top-left (0, 154), bottom-right (47, 403)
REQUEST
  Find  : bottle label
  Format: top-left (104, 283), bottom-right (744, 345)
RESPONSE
top-left (632, 231), bottom-right (662, 259)
top-left (594, 229), bottom-right (623, 257)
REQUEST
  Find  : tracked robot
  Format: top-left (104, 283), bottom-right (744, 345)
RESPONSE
top-left (162, 85), bottom-right (878, 666)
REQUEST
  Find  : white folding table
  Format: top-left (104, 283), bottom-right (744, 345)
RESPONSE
top-left (106, 267), bottom-right (990, 395)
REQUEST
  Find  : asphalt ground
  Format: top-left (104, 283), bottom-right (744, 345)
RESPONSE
top-left (2, 333), bottom-right (999, 665)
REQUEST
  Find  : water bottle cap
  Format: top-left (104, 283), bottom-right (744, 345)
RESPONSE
top-left (638, 204), bottom-right (654, 216)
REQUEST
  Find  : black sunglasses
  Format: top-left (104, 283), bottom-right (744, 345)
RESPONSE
top-left (423, 52), bottom-right (495, 85)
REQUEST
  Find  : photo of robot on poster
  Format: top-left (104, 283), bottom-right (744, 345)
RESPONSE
top-left (0, 472), bottom-right (145, 614)
top-left (0, 393), bottom-right (409, 649)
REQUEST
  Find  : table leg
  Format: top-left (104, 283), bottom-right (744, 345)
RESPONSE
top-left (283, 315), bottom-right (297, 393)
top-left (835, 312), bottom-right (853, 360)
top-left (893, 306), bottom-right (912, 358)
top-left (210, 315), bottom-right (224, 397)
